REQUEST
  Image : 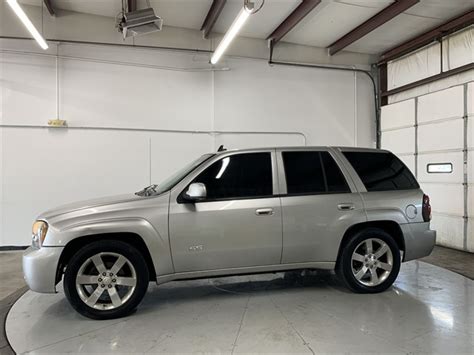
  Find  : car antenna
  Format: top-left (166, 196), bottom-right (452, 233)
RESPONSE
top-left (217, 145), bottom-right (227, 152)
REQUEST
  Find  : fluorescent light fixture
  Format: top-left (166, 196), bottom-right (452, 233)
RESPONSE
top-left (210, 7), bottom-right (251, 64)
top-left (6, 0), bottom-right (48, 50)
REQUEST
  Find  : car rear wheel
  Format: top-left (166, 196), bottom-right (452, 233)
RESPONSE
top-left (64, 240), bottom-right (149, 319)
top-left (337, 228), bottom-right (401, 293)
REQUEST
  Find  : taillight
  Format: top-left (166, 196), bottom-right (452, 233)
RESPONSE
top-left (422, 194), bottom-right (431, 222)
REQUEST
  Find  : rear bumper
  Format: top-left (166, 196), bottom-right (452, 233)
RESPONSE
top-left (401, 222), bottom-right (436, 261)
top-left (23, 246), bottom-right (64, 293)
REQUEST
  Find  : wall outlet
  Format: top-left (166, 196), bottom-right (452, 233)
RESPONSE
top-left (48, 119), bottom-right (67, 127)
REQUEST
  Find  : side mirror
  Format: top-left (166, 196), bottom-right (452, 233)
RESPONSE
top-left (184, 182), bottom-right (207, 202)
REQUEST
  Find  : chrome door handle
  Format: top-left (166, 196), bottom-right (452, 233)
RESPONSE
top-left (256, 208), bottom-right (274, 216)
top-left (338, 203), bottom-right (354, 211)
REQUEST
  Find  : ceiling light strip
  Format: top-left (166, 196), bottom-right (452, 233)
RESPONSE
top-left (210, 7), bottom-right (250, 64)
top-left (6, 0), bottom-right (48, 50)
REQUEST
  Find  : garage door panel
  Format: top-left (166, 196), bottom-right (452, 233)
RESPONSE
top-left (417, 152), bottom-right (463, 184)
top-left (418, 86), bottom-right (464, 123)
top-left (468, 223), bottom-right (474, 253)
top-left (420, 183), bottom-right (464, 216)
top-left (468, 117), bottom-right (474, 150)
top-left (381, 127), bottom-right (415, 155)
top-left (381, 99), bottom-right (415, 130)
top-left (431, 214), bottom-right (465, 251)
top-left (469, 188), bottom-right (474, 218)
top-left (468, 82), bottom-right (474, 116)
top-left (418, 119), bottom-right (464, 152)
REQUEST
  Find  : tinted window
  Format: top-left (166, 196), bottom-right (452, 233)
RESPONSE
top-left (282, 151), bottom-right (350, 194)
top-left (321, 152), bottom-right (351, 193)
top-left (193, 153), bottom-right (272, 200)
top-left (343, 151), bottom-right (419, 191)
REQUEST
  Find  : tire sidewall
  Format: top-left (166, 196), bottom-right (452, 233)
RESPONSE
top-left (64, 240), bottom-right (149, 320)
top-left (339, 228), bottom-right (401, 293)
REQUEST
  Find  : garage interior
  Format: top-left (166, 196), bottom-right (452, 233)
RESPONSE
top-left (0, 0), bottom-right (473, 353)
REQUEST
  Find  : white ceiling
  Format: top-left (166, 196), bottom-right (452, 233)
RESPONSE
top-left (18, 0), bottom-right (474, 55)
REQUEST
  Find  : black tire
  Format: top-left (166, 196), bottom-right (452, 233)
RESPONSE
top-left (64, 240), bottom-right (149, 320)
top-left (336, 228), bottom-right (401, 293)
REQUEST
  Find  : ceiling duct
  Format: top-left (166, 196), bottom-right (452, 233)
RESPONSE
top-left (119, 8), bottom-right (163, 38)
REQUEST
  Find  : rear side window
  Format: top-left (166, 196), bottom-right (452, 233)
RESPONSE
top-left (193, 152), bottom-right (272, 200)
top-left (343, 151), bottom-right (419, 191)
top-left (282, 151), bottom-right (350, 195)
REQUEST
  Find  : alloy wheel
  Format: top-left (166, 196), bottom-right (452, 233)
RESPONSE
top-left (350, 238), bottom-right (393, 287)
top-left (75, 252), bottom-right (137, 310)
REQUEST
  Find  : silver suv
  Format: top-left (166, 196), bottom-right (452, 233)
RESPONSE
top-left (23, 147), bottom-right (436, 319)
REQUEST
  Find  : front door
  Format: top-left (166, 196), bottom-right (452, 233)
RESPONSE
top-left (169, 151), bottom-right (282, 273)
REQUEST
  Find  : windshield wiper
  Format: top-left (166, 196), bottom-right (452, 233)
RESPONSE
top-left (135, 184), bottom-right (158, 197)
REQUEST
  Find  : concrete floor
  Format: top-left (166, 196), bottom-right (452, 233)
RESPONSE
top-left (1, 248), bottom-right (473, 354)
top-left (6, 262), bottom-right (474, 353)
top-left (0, 251), bottom-right (24, 301)
top-left (421, 246), bottom-right (474, 280)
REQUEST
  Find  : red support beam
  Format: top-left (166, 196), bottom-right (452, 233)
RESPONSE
top-left (379, 10), bottom-right (474, 64)
top-left (328, 0), bottom-right (419, 56)
top-left (201, 0), bottom-right (227, 39)
top-left (266, 0), bottom-right (321, 44)
top-left (43, 0), bottom-right (55, 16)
top-left (128, 0), bottom-right (137, 12)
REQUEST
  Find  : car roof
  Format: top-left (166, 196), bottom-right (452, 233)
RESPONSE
top-left (214, 146), bottom-right (388, 155)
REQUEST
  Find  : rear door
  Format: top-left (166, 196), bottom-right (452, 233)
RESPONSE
top-left (278, 148), bottom-right (366, 263)
top-left (168, 150), bottom-right (283, 272)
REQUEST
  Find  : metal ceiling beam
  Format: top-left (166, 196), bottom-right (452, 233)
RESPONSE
top-left (43, 0), bottom-right (55, 16)
top-left (328, 0), bottom-right (419, 56)
top-left (266, 0), bottom-right (321, 44)
top-left (201, 0), bottom-right (227, 39)
top-left (379, 10), bottom-right (474, 64)
top-left (127, 0), bottom-right (137, 12)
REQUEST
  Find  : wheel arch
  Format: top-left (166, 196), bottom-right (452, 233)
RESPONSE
top-left (336, 220), bottom-right (405, 268)
top-left (56, 232), bottom-right (157, 284)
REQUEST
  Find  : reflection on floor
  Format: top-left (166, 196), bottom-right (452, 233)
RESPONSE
top-left (6, 261), bottom-right (474, 354)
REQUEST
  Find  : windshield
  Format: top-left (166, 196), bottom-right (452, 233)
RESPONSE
top-left (153, 154), bottom-right (214, 195)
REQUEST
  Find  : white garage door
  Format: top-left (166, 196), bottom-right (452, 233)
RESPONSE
top-left (381, 83), bottom-right (473, 252)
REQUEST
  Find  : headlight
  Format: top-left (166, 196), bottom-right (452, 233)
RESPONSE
top-left (32, 220), bottom-right (48, 248)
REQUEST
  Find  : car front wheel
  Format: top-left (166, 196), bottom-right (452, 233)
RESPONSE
top-left (337, 228), bottom-right (401, 293)
top-left (64, 240), bottom-right (149, 319)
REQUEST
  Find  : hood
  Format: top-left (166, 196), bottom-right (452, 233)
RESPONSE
top-left (39, 194), bottom-right (144, 220)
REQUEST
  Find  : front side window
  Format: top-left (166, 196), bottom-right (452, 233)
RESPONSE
top-left (192, 152), bottom-right (273, 200)
top-left (282, 151), bottom-right (350, 195)
top-left (343, 151), bottom-right (419, 191)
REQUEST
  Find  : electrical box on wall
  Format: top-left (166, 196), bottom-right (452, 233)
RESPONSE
top-left (48, 119), bottom-right (67, 127)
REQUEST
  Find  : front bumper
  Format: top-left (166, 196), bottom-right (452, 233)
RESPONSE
top-left (401, 222), bottom-right (436, 262)
top-left (23, 246), bottom-right (64, 293)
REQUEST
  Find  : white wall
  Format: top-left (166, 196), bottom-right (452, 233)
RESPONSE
top-left (0, 39), bottom-right (376, 246)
